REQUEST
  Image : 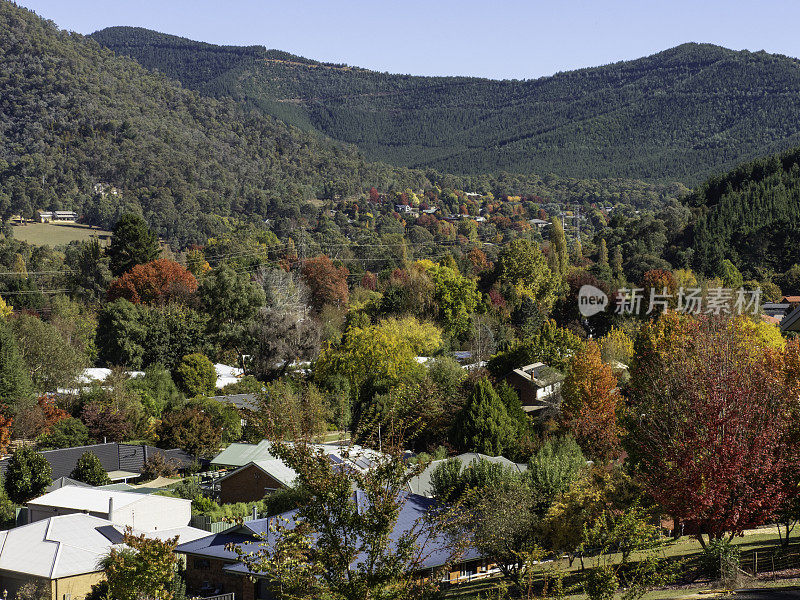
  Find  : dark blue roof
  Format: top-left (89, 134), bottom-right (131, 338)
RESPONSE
top-left (175, 492), bottom-right (479, 573)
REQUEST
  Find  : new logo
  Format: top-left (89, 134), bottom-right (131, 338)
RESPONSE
top-left (578, 285), bottom-right (608, 317)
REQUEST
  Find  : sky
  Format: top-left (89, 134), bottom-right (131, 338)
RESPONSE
top-left (14, 0), bottom-right (800, 80)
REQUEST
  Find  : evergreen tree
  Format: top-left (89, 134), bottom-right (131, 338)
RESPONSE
top-left (108, 213), bottom-right (160, 277)
top-left (5, 446), bottom-right (52, 503)
top-left (611, 246), bottom-right (624, 283)
top-left (598, 239), bottom-right (609, 267)
top-left (0, 321), bottom-right (32, 409)
top-left (550, 217), bottom-right (569, 276)
top-left (453, 378), bottom-right (517, 457)
top-left (70, 451), bottom-right (111, 486)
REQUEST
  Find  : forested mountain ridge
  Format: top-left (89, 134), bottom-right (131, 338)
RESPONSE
top-left (0, 2), bottom-right (429, 245)
top-left (92, 27), bottom-right (800, 184)
top-left (678, 146), bottom-right (800, 278)
top-left (0, 2), bottom-right (689, 247)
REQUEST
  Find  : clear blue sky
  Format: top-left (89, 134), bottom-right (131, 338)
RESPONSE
top-left (15, 0), bottom-right (800, 79)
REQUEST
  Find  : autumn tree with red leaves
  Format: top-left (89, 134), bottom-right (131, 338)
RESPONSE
top-left (301, 255), bottom-right (349, 310)
top-left (561, 340), bottom-right (623, 462)
top-left (626, 315), bottom-right (799, 546)
top-left (107, 259), bottom-right (198, 305)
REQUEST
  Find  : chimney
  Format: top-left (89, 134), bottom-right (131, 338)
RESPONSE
top-left (252, 505), bottom-right (258, 521)
top-left (108, 497), bottom-right (114, 519)
top-left (143, 444), bottom-right (148, 463)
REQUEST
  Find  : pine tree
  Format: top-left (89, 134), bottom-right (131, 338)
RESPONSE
top-left (611, 246), bottom-right (624, 283)
top-left (598, 239), bottom-right (609, 267)
top-left (453, 378), bottom-right (517, 456)
top-left (108, 213), bottom-right (160, 277)
top-left (550, 217), bottom-right (569, 275)
top-left (0, 321), bottom-right (32, 409)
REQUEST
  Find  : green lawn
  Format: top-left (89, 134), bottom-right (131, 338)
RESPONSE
top-left (444, 527), bottom-right (800, 600)
top-left (12, 222), bottom-right (112, 246)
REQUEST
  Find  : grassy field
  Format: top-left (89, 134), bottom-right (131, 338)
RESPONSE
top-left (12, 222), bottom-right (112, 246)
top-left (444, 527), bottom-right (800, 600)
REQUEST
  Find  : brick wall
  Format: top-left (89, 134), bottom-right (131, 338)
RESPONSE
top-left (219, 465), bottom-right (286, 504)
top-left (183, 556), bottom-right (254, 600)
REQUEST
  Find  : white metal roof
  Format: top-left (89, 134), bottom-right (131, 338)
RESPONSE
top-left (0, 514), bottom-right (207, 579)
top-left (27, 485), bottom-right (188, 514)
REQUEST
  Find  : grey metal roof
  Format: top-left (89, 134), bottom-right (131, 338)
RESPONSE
top-left (208, 393), bottom-right (259, 411)
top-left (177, 491), bottom-right (480, 573)
top-left (0, 443), bottom-right (197, 480)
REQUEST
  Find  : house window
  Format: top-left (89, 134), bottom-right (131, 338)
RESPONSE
top-left (194, 558), bottom-right (211, 570)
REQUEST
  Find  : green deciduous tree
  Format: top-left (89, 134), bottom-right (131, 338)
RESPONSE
top-left (174, 353), bottom-right (216, 397)
top-left (157, 407), bottom-right (220, 457)
top-left (11, 314), bottom-right (87, 393)
top-left (103, 529), bottom-right (180, 600)
top-left (497, 238), bottom-right (562, 312)
top-left (37, 417), bottom-right (90, 449)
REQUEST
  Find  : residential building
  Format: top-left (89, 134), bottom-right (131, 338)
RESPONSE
top-left (26, 486), bottom-right (191, 531)
top-left (217, 459), bottom-right (297, 504)
top-left (0, 442), bottom-right (195, 482)
top-left (210, 442), bottom-right (381, 502)
top-left (176, 492), bottom-right (489, 600)
top-left (0, 512), bottom-right (206, 600)
top-left (504, 362), bottom-right (565, 414)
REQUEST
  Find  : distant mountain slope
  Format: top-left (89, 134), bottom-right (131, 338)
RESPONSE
top-left (92, 28), bottom-right (800, 184)
top-left (0, 4), bottom-right (426, 245)
top-left (680, 146), bottom-right (800, 277)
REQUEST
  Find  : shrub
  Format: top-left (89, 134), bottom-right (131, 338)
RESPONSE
top-left (702, 538), bottom-right (741, 584)
top-left (140, 452), bottom-right (179, 481)
top-left (586, 566), bottom-right (618, 600)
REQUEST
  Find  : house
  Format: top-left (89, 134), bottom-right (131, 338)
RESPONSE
top-left (0, 512), bottom-right (207, 600)
top-left (407, 453), bottom-right (527, 497)
top-left (762, 302), bottom-right (792, 322)
top-left (529, 218), bottom-right (549, 228)
top-left (215, 363), bottom-right (243, 388)
top-left (781, 304), bottom-right (800, 332)
top-left (0, 442), bottom-right (196, 481)
top-left (176, 492), bottom-right (491, 600)
top-left (211, 443), bottom-right (382, 502)
top-left (395, 204), bottom-right (413, 214)
top-left (36, 210), bottom-right (78, 223)
top-left (211, 441), bottom-right (278, 469)
top-left (26, 486), bottom-right (192, 531)
top-left (217, 459), bottom-right (298, 504)
top-left (209, 393), bottom-right (259, 412)
top-left (504, 362), bottom-right (565, 414)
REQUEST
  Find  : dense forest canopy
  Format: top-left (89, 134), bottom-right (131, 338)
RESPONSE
top-left (92, 26), bottom-right (800, 184)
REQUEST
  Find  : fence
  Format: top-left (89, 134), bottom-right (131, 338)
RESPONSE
top-left (741, 549), bottom-right (800, 579)
top-left (190, 594), bottom-right (234, 600)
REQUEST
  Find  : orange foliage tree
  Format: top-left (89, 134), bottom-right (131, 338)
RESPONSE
top-left (301, 255), bottom-right (349, 309)
top-left (0, 408), bottom-right (12, 455)
top-left (38, 396), bottom-right (69, 433)
top-left (560, 340), bottom-right (622, 461)
top-left (107, 258), bottom-right (198, 305)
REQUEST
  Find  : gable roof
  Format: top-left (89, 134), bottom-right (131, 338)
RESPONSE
top-left (218, 459), bottom-right (298, 488)
top-left (208, 393), bottom-right (259, 411)
top-left (0, 513), bottom-right (208, 580)
top-left (211, 441), bottom-right (276, 468)
top-left (176, 491), bottom-right (479, 574)
top-left (45, 477), bottom-right (93, 493)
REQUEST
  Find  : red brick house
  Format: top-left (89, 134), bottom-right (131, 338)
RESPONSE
top-left (217, 460), bottom-right (296, 504)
